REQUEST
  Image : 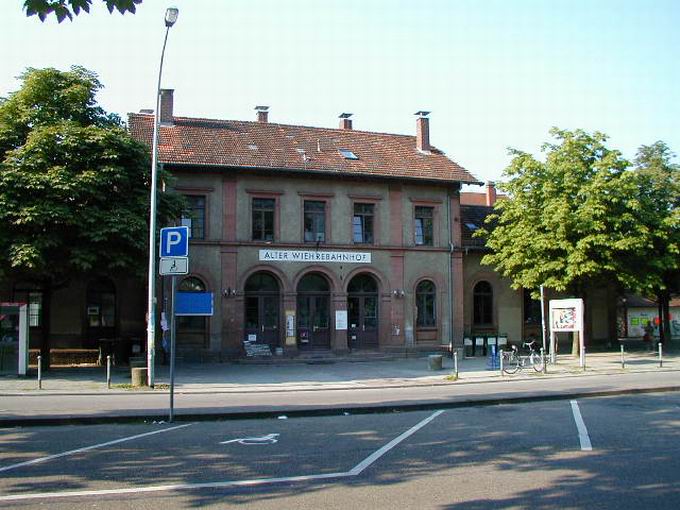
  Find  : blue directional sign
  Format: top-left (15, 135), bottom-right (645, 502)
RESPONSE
top-left (160, 226), bottom-right (190, 257)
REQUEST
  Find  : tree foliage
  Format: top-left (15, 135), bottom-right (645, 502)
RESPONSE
top-left (23, 0), bottom-right (142, 22)
top-left (478, 128), bottom-right (679, 298)
top-left (0, 66), bottom-right (183, 285)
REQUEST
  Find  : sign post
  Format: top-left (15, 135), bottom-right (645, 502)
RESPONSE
top-left (159, 226), bottom-right (189, 421)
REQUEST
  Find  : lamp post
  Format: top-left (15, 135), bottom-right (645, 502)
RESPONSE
top-left (147, 6), bottom-right (179, 387)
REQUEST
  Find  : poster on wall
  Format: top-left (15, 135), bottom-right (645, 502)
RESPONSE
top-left (335, 311), bottom-right (348, 330)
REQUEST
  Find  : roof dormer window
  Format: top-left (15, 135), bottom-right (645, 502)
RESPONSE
top-left (339, 149), bottom-right (359, 160)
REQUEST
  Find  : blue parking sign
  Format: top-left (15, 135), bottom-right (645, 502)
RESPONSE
top-left (160, 226), bottom-right (189, 257)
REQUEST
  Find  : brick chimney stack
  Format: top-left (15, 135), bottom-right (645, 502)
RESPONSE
top-left (159, 89), bottom-right (174, 124)
top-left (415, 111), bottom-right (431, 152)
top-left (339, 113), bottom-right (353, 130)
top-left (486, 181), bottom-right (497, 206)
top-left (255, 105), bottom-right (269, 123)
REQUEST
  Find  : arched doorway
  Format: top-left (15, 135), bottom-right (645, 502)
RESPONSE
top-left (177, 276), bottom-right (208, 350)
top-left (244, 272), bottom-right (280, 348)
top-left (347, 273), bottom-right (379, 349)
top-left (297, 273), bottom-right (330, 349)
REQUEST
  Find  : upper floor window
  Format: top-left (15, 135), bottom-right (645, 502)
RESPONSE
top-left (353, 203), bottom-right (374, 244)
top-left (252, 198), bottom-right (275, 241)
top-left (181, 195), bottom-right (206, 240)
top-left (304, 201), bottom-right (326, 243)
top-left (415, 206), bottom-right (434, 246)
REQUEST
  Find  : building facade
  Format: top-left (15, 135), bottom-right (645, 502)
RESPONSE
top-left (129, 91), bottom-right (481, 359)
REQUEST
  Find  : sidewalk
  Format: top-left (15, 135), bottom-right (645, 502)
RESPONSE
top-left (1, 351), bottom-right (678, 426)
top-left (1, 350), bottom-right (676, 395)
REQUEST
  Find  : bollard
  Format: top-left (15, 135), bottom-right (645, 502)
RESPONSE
top-left (37, 355), bottom-right (42, 390)
top-left (499, 349), bottom-right (504, 376)
top-left (106, 355), bottom-right (111, 389)
top-left (541, 348), bottom-right (547, 374)
top-left (454, 351), bottom-right (459, 379)
top-left (659, 343), bottom-right (663, 368)
top-left (620, 345), bottom-right (625, 369)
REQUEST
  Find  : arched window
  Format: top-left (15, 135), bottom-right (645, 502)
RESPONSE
top-left (177, 276), bottom-right (208, 346)
top-left (416, 280), bottom-right (436, 327)
top-left (348, 273), bottom-right (378, 294)
top-left (473, 281), bottom-right (493, 325)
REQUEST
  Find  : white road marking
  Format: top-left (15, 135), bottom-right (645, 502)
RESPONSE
top-left (350, 410), bottom-right (445, 475)
top-left (570, 400), bottom-right (593, 451)
top-left (0, 423), bottom-right (193, 474)
top-left (0, 410), bottom-right (444, 502)
top-left (220, 433), bottom-right (280, 445)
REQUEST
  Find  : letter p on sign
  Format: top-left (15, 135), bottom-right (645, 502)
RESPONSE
top-left (160, 226), bottom-right (189, 257)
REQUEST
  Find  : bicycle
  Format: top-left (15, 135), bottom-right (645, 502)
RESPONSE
top-left (501, 340), bottom-right (544, 374)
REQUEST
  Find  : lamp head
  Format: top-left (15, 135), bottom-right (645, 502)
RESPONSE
top-left (165, 7), bottom-right (179, 27)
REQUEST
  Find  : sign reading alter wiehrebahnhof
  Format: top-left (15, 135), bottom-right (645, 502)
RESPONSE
top-left (259, 249), bottom-right (371, 264)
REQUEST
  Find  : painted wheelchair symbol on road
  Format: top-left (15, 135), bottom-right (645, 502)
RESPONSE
top-left (220, 433), bottom-right (280, 445)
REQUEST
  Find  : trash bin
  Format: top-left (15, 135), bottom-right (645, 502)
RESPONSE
top-left (131, 367), bottom-right (148, 387)
top-left (428, 354), bottom-right (443, 371)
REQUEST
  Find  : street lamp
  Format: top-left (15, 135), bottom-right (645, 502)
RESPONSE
top-left (147, 6), bottom-right (179, 387)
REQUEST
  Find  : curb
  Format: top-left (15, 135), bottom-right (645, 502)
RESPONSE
top-left (2, 384), bottom-right (680, 428)
top-left (1, 366), bottom-right (679, 397)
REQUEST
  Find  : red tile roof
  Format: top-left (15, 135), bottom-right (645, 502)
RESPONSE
top-left (128, 113), bottom-right (480, 184)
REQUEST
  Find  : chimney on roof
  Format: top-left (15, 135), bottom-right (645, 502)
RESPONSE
top-left (339, 113), bottom-right (353, 130)
top-left (486, 181), bottom-right (497, 206)
top-left (415, 111), bottom-right (431, 152)
top-left (255, 105), bottom-right (269, 123)
top-left (159, 89), bottom-right (174, 124)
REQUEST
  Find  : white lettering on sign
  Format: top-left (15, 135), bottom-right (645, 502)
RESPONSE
top-left (166, 232), bottom-right (182, 253)
top-left (259, 250), bottom-right (371, 264)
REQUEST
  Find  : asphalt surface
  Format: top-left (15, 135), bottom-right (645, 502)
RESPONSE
top-left (1, 392), bottom-right (680, 508)
top-left (1, 370), bottom-right (680, 426)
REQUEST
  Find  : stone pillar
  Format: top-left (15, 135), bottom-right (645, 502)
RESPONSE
top-left (332, 292), bottom-right (349, 353)
top-left (282, 292), bottom-right (298, 355)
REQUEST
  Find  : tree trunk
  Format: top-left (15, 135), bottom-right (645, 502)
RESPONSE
top-left (661, 291), bottom-right (672, 344)
top-left (40, 280), bottom-right (52, 369)
top-left (657, 295), bottom-right (665, 344)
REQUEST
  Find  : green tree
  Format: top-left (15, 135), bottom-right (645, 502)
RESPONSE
top-left (631, 141), bottom-right (680, 343)
top-left (0, 66), bottom-right (183, 364)
top-left (24, 0), bottom-right (141, 22)
top-left (478, 128), bottom-right (665, 349)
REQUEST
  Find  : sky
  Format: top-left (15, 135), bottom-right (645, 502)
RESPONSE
top-left (2, 0), bottom-right (679, 186)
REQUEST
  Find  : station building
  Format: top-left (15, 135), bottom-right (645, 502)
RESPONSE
top-left (4, 90), bottom-right (651, 366)
top-left (128, 91), bottom-right (482, 359)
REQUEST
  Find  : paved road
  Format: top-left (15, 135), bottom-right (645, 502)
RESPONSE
top-left (1, 391), bottom-right (680, 508)
top-left (1, 370), bottom-right (679, 425)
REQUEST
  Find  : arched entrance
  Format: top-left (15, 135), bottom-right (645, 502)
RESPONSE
top-left (297, 273), bottom-right (330, 349)
top-left (244, 272), bottom-right (280, 348)
top-left (347, 273), bottom-right (379, 349)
